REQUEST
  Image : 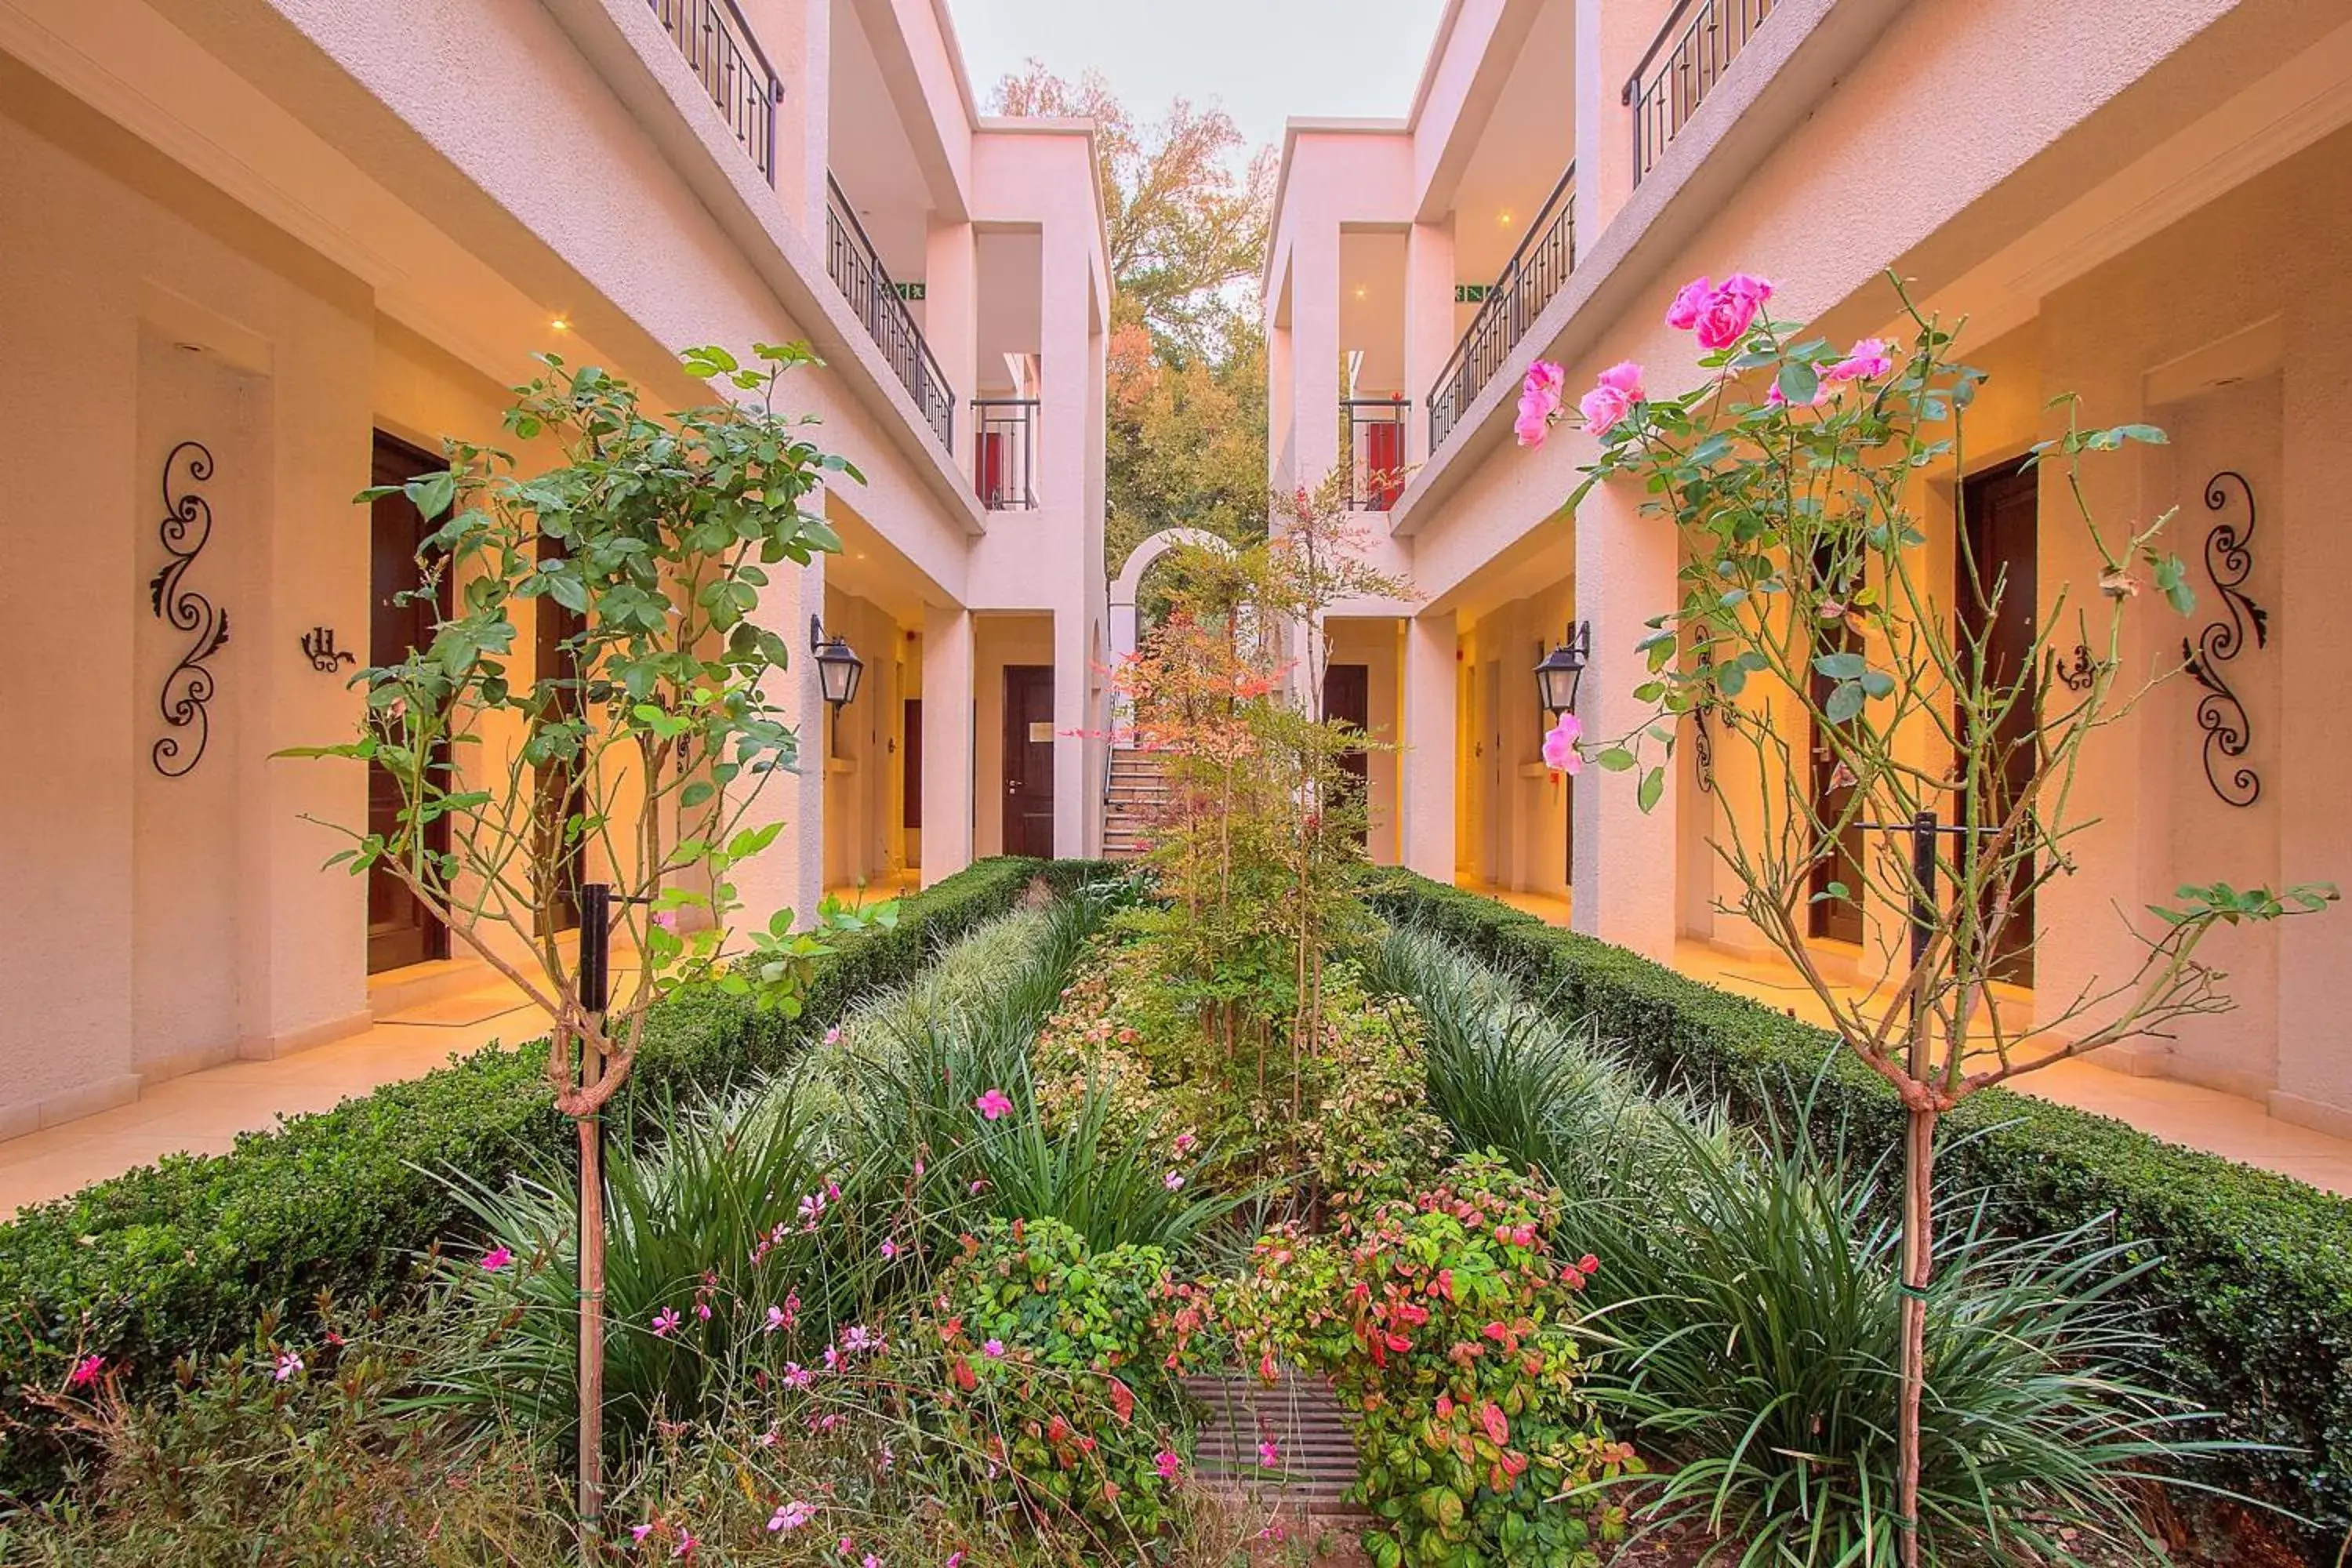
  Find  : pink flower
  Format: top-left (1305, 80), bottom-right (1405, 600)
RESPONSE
top-left (1258, 1438), bottom-right (1282, 1468)
top-left (632, 1523), bottom-right (655, 1544)
top-left (879, 1237), bottom-right (898, 1261)
top-left (1577, 361), bottom-right (1645, 437)
top-left (67, 1354), bottom-right (104, 1388)
top-left (974, 1088), bottom-right (1013, 1121)
top-left (823, 1026), bottom-right (842, 1045)
top-left (1541, 713), bottom-right (1582, 775)
top-left (652, 1308), bottom-right (681, 1338)
top-left (863, 1556), bottom-right (882, 1568)
top-left (1514, 360), bottom-right (1567, 448)
top-left (673, 1531), bottom-right (698, 1559)
top-left (1693, 273), bottom-right (1773, 351)
top-left (1664, 275), bottom-right (1715, 330)
top-left (1163, 1171), bottom-right (1185, 1192)
top-left (769, 1501), bottom-right (815, 1534)
top-left (1155, 1448), bottom-right (1181, 1481)
top-left (1823, 336), bottom-right (1895, 383)
top-left (1172, 1131), bottom-right (1197, 1154)
top-left (274, 1350), bottom-right (303, 1382)
top-left (945, 1554), bottom-right (965, 1568)
top-left (478, 1245), bottom-right (514, 1272)
top-left (983, 1338), bottom-right (1006, 1359)
top-left (653, 908), bottom-right (680, 934)
top-left (765, 1305), bottom-right (788, 1334)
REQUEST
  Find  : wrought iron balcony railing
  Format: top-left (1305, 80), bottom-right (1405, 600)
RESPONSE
top-left (1341, 396), bottom-right (1409, 511)
top-left (1624, 0), bottom-right (1776, 187)
top-left (647, 0), bottom-right (782, 184)
top-left (971, 399), bottom-right (1038, 509)
top-left (1426, 165), bottom-right (1576, 456)
top-left (826, 176), bottom-right (956, 452)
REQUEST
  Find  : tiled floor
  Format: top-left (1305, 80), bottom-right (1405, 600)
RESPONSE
top-left (0, 968), bottom-right (553, 1217)
top-left (1452, 877), bottom-right (2352, 1195)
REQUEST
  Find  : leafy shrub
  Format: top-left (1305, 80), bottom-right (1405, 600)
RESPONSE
top-left (1221, 1156), bottom-right (1636, 1568)
top-left (921, 1218), bottom-right (1189, 1548)
top-left (1366, 869), bottom-right (2352, 1546)
top-left (0, 856), bottom-right (1063, 1497)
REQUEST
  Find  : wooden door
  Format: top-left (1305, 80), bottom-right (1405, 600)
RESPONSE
top-left (1807, 545), bottom-right (1867, 945)
top-left (1323, 662), bottom-right (1370, 848)
top-left (368, 432), bottom-right (452, 973)
top-left (1001, 666), bottom-right (1056, 857)
top-left (1959, 462), bottom-right (2039, 985)
top-left (902, 699), bottom-right (923, 830)
top-left (532, 530), bottom-right (586, 936)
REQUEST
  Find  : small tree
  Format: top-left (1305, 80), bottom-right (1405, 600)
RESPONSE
top-left (1519, 273), bottom-right (2333, 1563)
top-left (1113, 471), bottom-right (1406, 1136)
top-left (291, 344), bottom-right (870, 1559)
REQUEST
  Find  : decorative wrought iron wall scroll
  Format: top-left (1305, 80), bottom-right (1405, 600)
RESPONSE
top-left (150, 441), bottom-right (228, 776)
top-left (2180, 469), bottom-right (2265, 808)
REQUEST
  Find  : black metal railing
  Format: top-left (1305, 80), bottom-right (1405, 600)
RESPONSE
top-left (647, 0), bottom-right (782, 184)
top-left (1341, 397), bottom-right (1409, 511)
top-left (826, 176), bottom-right (956, 452)
top-left (1426, 164), bottom-right (1576, 455)
top-left (971, 398), bottom-right (1038, 509)
top-left (1624, 0), bottom-right (1775, 188)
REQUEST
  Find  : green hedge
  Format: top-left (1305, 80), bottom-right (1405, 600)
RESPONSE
top-left (0, 855), bottom-right (1089, 1497)
top-left (1367, 869), bottom-right (2352, 1547)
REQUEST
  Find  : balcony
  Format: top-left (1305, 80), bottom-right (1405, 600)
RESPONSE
top-left (1341, 397), bottom-right (1408, 511)
top-left (825, 176), bottom-right (956, 452)
top-left (647, 0), bottom-right (782, 184)
top-left (971, 399), bottom-right (1038, 510)
top-left (1427, 165), bottom-right (1576, 455)
top-left (1624, 0), bottom-right (1777, 187)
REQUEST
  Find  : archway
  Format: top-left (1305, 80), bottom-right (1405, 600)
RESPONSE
top-left (1107, 527), bottom-right (1234, 662)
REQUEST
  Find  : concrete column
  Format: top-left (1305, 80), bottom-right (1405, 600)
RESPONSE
top-left (1573, 0), bottom-right (1653, 252)
top-left (737, 554), bottom-right (826, 928)
top-left (1571, 478), bottom-right (1678, 960)
top-left (920, 603), bottom-right (975, 884)
top-left (1403, 220), bottom-right (1457, 469)
top-left (1403, 609), bottom-right (1459, 880)
top-left (1052, 608), bottom-right (1087, 858)
top-left (747, 0), bottom-right (829, 237)
top-left (1290, 221), bottom-right (1345, 499)
top-left (924, 218), bottom-right (977, 435)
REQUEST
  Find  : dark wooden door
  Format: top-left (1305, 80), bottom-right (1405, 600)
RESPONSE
top-left (1808, 546), bottom-right (1867, 945)
top-left (1323, 663), bottom-right (1370, 848)
top-left (902, 699), bottom-right (923, 830)
top-left (368, 432), bottom-right (452, 973)
top-left (1001, 666), bottom-right (1055, 857)
top-left (532, 530), bottom-right (586, 936)
top-left (1959, 461), bottom-right (2039, 985)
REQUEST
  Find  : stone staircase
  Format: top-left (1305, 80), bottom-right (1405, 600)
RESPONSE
top-left (1102, 746), bottom-right (1170, 861)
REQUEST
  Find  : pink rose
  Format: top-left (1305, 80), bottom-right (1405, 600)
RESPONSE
top-left (1524, 359), bottom-right (1566, 399)
top-left (1577, 385), bottom-right (1631, 437)
top-left (1823, 336), bottom-right (1894, 383)
top-left (1514, 360), bottom-right (1566, 448)
top-left (1514, 390), bottom-right (1554, 448)
top-left (1693, 273), bottom-right (1773, 351)
top-left (1541, 713), bottom-right (1582, 775)
top-left (1664, 275), bottom-right (1714, 330)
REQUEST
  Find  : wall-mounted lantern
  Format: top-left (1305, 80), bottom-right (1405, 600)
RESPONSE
top-left (810, 615), bottom-right (864, 710)
top-left (1533, 621), bottom-right (1590, 719)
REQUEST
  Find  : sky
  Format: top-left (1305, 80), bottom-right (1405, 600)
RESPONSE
top-left (943, 0), bottom-right (1447, 153)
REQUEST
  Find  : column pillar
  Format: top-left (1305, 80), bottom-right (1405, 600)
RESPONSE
top-left (920, 603), bottom-right (975, 885)
top-left (1574, 0), bottom-right (1652, 252)
top-left (737, 554), bottom-right (826, 929)
top-left (1403, 609), bottom-right (1458, 880)
top-left (1052, 608), bottom-right (1087, 858)
top-left (1571, 478), bottom-right (1678, 960)
top-left (1403, 220), bottom-right (1456, 469)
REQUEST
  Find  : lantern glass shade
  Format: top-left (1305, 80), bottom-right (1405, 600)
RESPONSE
top-left (814, 636), bottom-right (864, 710)
top-left (1534, 635), bottom-right (1586, 717)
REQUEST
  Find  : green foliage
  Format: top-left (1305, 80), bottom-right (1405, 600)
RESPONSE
top-left (922, 1218), bottom-right (1189, 1545)
top-left (0, 1305), bottom-right (568, 1566)
top-left (0, 857), bottom-right (1065, 1498)
top-left (1221, 1156), bottom-right (1634, 1568)
top-left (1367, 869), bottom-right (2352, 1547)
top-left (1581, 1112), bottom-right (2235, 1566)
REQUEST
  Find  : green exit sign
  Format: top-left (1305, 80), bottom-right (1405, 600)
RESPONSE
top-left (895, 281), bottom-right (927, 302)
top-left (1455, 283), bottom-right (1490, 303)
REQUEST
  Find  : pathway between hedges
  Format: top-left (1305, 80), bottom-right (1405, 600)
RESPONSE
top-left (1454, 877), bottom-right (2352, 1196)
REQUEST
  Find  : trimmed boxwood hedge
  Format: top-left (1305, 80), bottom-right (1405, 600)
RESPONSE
top-left (1367, 869), bottom-right (2352, 1549)
top-left (0, 855), bottom-right (1102, 1497)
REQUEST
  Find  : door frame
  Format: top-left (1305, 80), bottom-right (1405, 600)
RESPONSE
top-left (1957, 458), bottom-right (2040, 986)
top-left (367, 429), bottom-right (453, 973)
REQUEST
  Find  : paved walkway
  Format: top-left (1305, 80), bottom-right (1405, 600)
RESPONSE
top-left (1453, 879), bottom-right (2352, 1195)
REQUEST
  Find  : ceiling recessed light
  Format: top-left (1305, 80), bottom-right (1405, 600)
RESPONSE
top-left (550, 316), bottom-right (572, 332)
top-left (1354, 285), bottom-right (1367, 299)
top-left (1498, 210), bottom-right (1514, 227)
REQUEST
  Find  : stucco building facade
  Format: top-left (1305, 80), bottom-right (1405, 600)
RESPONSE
top-left (0, 0), bottom-right (1110, 1138)
top-left (1265, 0), bottom-right (2352, 1133)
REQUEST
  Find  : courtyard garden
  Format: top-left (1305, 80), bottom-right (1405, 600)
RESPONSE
top-left (5, 302), bottom-right (2352, 1568)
